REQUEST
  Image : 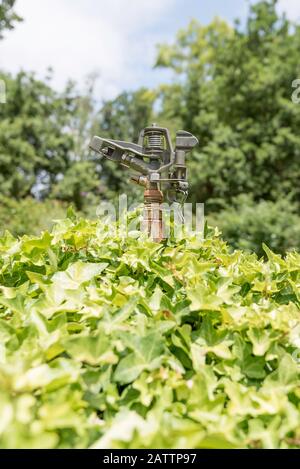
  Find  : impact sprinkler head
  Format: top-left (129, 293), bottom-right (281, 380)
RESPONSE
top-left (89, 124), bottom-right (198, 241)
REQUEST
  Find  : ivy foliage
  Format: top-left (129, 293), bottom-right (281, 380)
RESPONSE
top-left (0, 213), bottom-right (299, 448)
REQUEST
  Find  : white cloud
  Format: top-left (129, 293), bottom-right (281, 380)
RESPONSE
top-left (277, 0), bottom-right (300, 20)
top-left (0, 0), bottom-right (176, 99)
top-left (1, 0), bottom-right (299, 101)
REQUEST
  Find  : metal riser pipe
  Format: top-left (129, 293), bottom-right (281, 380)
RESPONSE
top-left (142, 189), bottom-right (164, 242)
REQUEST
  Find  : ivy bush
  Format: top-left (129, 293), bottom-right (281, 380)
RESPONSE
top-left (0, 213), bottom-right (299, 448)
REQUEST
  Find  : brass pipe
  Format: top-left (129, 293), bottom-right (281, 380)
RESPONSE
top-left (142, 188), bottom-right (164, 242)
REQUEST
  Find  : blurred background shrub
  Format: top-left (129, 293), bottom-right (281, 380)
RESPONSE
top-left (207, 195), bottom-right (300, 257)
top-left (0, 197), bottom-right (66, 236)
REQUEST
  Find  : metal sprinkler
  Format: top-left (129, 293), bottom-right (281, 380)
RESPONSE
top-left (89, 124), bottom-right (198, 241)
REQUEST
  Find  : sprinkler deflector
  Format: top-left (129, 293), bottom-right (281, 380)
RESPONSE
top-left (89, 124), bottom-right (198, 241)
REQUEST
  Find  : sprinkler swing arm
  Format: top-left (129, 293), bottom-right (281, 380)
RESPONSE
top-left (89, 124), bottom-right (198, 241)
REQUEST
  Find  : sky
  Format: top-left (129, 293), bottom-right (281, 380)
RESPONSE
top-left (0, 0), bottom-right (299, 100)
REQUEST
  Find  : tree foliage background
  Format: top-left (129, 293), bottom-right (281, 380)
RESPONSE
top-left (0, 0), bottom-right (300, 255)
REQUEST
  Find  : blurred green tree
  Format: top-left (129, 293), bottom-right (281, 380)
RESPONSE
top-left (50, 74), bottom-right (104, 211)
top-left (94, 88), bottom-right (157, 201)
top-left (0, 71), bottom-right (75, 199)
top-left (0, 0), bottom-right (22, 39)
top-left (156, 0), bottom-right (300, 210)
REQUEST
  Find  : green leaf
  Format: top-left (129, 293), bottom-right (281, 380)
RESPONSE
top-left (52, 261), bottom-right (108, 289)
top-left (114, 333), bottom-right (164, 384)
top-left (64, 333), bottom-right (118, 366)
top-left (247, 328), bottom-right (271, 356)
